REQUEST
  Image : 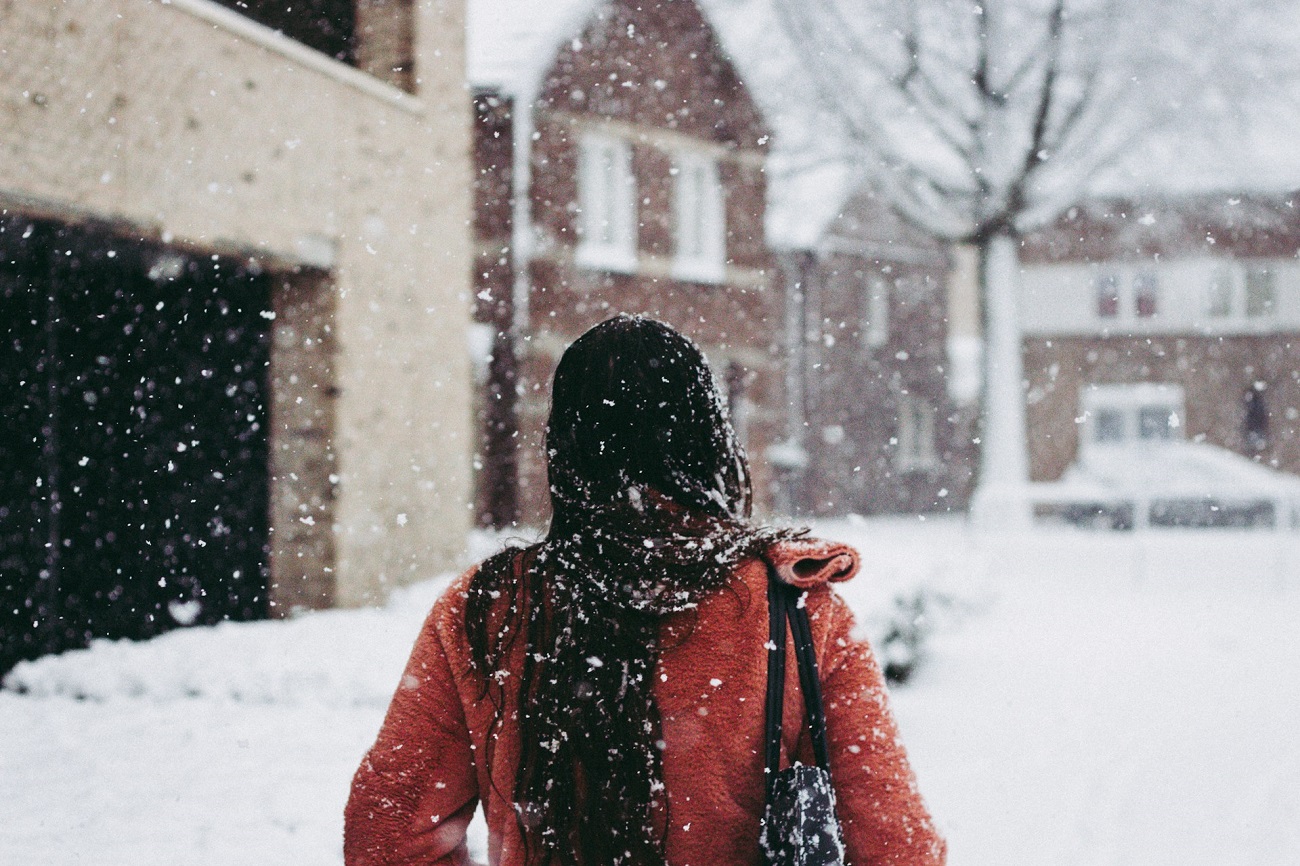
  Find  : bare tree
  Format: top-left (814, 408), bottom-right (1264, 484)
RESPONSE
top-left (772, 0), bottom-right (1300, 520)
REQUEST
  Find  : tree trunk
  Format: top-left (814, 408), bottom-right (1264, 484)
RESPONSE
top-left (971, 231), bottom-right (1031, 527)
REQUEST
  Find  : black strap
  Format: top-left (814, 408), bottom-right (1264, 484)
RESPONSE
top-left (789, 588), bottom-right (833, 771)
top-left (763, 576), bottom-right (789, 800)
top-left (763, 563), bottom-right (832, 800)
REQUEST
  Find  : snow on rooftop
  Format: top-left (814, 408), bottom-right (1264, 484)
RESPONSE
top-left (466, 0), bottom-right (605, 94)
top-left (765, 158), bottom-right (860, 250)
top-left (1093, 109), bottom-right (1300, 199)
top-left (464, 0), bottom-right (861, 247)
top-left (700, 0), bottom-right (860, 249)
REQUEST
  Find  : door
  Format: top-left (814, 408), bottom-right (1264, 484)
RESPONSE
top-left (0, 218), bottom-right (271, 673)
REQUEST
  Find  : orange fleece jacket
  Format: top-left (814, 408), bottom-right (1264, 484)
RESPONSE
top-left (344, 539), bottom-right (946, 866)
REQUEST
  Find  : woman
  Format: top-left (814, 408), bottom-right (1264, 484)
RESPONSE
top-left (344, 315), bottom-right (945, 866)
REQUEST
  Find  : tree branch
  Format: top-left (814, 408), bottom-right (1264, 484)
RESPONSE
top-left (1002, 0), bottom-right (1067, 217)
top-left (774, 0), bottom-right (982, 199)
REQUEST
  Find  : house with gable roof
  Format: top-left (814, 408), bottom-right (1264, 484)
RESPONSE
top-left (693, 0), bottom-right (978, 518)
top-left (704, 0), bottom-right (1300, 527)
top-left (1018, 195), bottom-right (1300, 502)
top-left (769, 171), bottom-right (977, 517)
top-left (466, 0), bottom-right (785, 527)
top-left (984, 107), bottom-right (1300, 526)
top-left (774, 178), bottom-right (1300, 524)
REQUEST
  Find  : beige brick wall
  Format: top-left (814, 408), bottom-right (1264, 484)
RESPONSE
top-left (0, 0), bottom-right (473, 607)
top-left (356, 0), bottom-right (417, 92)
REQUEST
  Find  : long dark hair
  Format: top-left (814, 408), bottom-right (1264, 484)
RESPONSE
top-left (465, 315), bottom-right (793, 865)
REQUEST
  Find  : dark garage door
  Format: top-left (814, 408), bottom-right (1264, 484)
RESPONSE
top-left (1, 217), bottom-right (271, 674)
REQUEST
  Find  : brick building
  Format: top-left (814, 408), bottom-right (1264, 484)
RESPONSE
top-left (1019, 194), bottom-right (1300, 482)
top-left (1, 0), bottom-right (472, 671)
top-left (466, 0), bottom-right (785, 527)
top-left (774, 178), bottom-right (977, 516)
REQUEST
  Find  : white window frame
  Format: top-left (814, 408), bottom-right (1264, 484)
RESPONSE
top-left (1206, 265), bottom-right (1237, 319)
top-left (1092, 267), bottom-right (1159, 322)
top-left (671, 150), bottom-right (726, 284)
top-left (1243, 265), bottom-right (1277, 318)
top-left (575, 132), bottom-right (637, 273)
top-left (894, 394), bottom-right (938, 470)
top-left (1094, 269), bottom-right (1122, 319)
top-left (1079, 383), bottom-right (1185, 449)
top-left (864, 276), bottom-right (890, 348)
top-left (1206, 262), bottom-right (1277, 321)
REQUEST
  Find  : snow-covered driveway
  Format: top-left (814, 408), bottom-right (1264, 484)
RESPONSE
top-left (3, 521), bottom-right (1299, 865)
top-left (893, 559), bottom-right (1300, 865)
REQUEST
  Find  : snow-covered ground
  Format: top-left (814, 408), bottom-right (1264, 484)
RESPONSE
top-left (3, 519), bottom-right (1299, 865)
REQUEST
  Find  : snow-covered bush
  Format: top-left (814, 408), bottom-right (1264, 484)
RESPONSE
top-left (872, 588), bottom-right (960, 685)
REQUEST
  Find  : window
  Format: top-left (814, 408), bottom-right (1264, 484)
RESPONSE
top-left (214, 0), bottom-right (356, 64)
top-left (1207, 266), bottom-right (1235, 318)
top-left (576, 133), bottom-right (637, 273)
top-left (672, 152), bottom-right (726, 283)
top-left (863, 276), bottom-right (890, 348)
top-left (1137, 406), bottom-right (1176, 441)
top-left (1204, 263), bottom-right (1280, 321)
top-left (1095, 409), bottom-right (1125, 443)
top-left (1091, 267), bottom-right (1166, 323)
top-left (1095, 272), bottom-right (1120, 318)
top-left (1134, 271), bottom-right (1158, 318)
top-left (1244, 387), bottom-right (1269, 451)
top-left (1080, 383), bottom-right (1185, 449)
top-left (1245, 267), bottom-right (1275, 317)
top-left (895, 395), bottom-right (937, 469)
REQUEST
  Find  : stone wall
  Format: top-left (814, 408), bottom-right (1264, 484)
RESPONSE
top-left (355, 0), bottom-right (418, 91)
top-left (268, 269), bottom-right (339, 611)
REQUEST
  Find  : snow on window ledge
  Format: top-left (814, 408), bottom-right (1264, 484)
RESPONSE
top-left (671, 256), bottom-right (726, 285)
top-left (574, 241), bottom-right (639, 275)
